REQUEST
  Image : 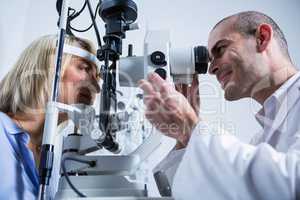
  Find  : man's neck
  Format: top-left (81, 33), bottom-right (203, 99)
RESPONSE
top-left (252, 65), bottom-right (297, 105)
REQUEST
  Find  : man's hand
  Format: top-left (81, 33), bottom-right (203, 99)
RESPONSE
top-left (139, 73), bottom-right (199, 148)
top-left (175, 74), bottom-right (200, 117)
top-left (174, 75), bottom-right (200, 148)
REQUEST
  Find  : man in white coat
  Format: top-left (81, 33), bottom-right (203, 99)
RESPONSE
top-left (139, 11), bottom-right (300, 200)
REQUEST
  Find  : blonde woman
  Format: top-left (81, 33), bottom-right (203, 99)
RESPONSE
top-left (0, 35), bottom-right (100, 199)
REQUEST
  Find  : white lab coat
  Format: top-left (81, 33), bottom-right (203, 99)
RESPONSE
top-left (155, 71), bottom-right (300, 200)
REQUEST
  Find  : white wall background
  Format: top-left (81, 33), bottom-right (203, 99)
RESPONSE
top-left (1, 0), bottom-right (300, 196)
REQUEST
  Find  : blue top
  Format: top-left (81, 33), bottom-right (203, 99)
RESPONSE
top-left (0, 112), bottom-right (39, 199)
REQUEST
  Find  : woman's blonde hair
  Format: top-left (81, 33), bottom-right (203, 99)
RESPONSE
top-left (0, 34), bottom-right (96, 114)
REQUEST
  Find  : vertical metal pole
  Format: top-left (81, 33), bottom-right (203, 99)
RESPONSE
top-left (38, 0), bottom-right (69, 199)
top-left (52, 0), bottom-right (69, 101)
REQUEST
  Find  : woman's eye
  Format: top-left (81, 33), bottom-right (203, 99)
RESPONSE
top-left (78, 64), bottom-right (90, 71)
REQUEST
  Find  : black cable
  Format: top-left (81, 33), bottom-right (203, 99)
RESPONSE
top-left (61, 157), bottom-right (96, 197)
top-left (85, 0), bottom-right (102, 48)
top-left (68, 8), bottom-right (76, 18)
top-left (69, 1), bottom-right (87, 20)
top-left (70, 23), bottom-right (93, 33)
top-left (69, 3), bottom-right (100, 33)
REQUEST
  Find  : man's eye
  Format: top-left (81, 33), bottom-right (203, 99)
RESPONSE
top-left (217, 45), bottom-right (226, 55)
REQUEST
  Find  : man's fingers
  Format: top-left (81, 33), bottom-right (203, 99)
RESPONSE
top-left (176, 84), bottom-right (189, 98)
top-left (145, 111), bottom-right (166, 128)
top-left (148, 73), bottom-right (164, 86)
top-left (192, 74), bottom-right (199, 87)
top-left (138, 79), bottom-right (156, 95)
top-left (175, 84), bottom-right (182, 93)
top-left (143, 94), bottom-right (162, 111)
top-left (148, 73), bottom-right (173, 97)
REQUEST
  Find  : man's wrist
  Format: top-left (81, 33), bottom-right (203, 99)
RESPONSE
top-left (176, 117), bottom-right (200, 149)
top-left (186, 114), bottom-right (200, 136)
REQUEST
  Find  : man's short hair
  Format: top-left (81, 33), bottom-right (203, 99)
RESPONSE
top-left (214, 11), bottom-right (291, 60)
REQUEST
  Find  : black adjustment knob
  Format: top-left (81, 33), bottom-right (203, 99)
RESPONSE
top-left (150, 51), bottom-right (167, 66)
top-left (128, 44), bottom-right (133, 57)
top-left (117, 101), bottom-right (126, 110)
top-left (154, 68), bottom-right (167, 80)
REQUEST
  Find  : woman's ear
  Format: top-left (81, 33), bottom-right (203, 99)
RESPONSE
top-left (255, 23), bottom-right (273, 52)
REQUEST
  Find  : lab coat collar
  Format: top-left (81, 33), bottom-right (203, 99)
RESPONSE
top-left (255, 71), bottom-right (300, 127)
top-left (255, 71), bottom-right (300, 142)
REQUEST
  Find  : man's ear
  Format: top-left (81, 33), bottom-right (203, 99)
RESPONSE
top-left (255, 23), bottom-right (273, 52)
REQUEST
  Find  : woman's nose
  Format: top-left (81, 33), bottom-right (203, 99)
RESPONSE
top-left (91, 77), bottom-right (101, 93)
top-left (87, 70), bottom-right (101, 93)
